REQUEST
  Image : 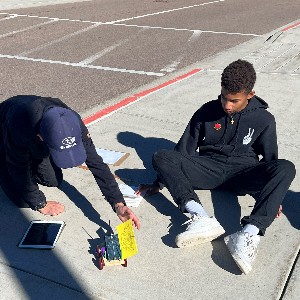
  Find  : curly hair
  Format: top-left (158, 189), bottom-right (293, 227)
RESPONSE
top-left (221, 59), bottom-right (256, 93)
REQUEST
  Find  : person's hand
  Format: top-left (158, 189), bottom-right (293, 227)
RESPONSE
top-left (135, 183), bottom-right (160, 197)
top-left (38, 201), bottom-right (65, 216)
top-left (115, 203), bottom-right (140, 230)
top-left (276, 204), bottom-right (282, 218)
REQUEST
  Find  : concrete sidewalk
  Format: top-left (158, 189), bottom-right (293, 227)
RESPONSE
top-left (0, 11), bottom-right (300, 300)
top-left (0, 0), bottom-right (91, 10)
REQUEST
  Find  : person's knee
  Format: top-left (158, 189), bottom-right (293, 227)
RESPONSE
top-left (152, 149), bottom-right (175, 169)
top-left (278, 159), bottom-right (296, 179)
top-left (277, 159), bottom-right (296, 178)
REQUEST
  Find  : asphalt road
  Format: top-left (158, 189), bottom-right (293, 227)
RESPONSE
top-left (0, 0), bottom-right (299, 113)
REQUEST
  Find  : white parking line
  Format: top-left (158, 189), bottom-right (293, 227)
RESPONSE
top-left (0, 18), bottom-right (59, 39)
top-left (0, 11), bottom-right (260, 38)
top-left (113, 23), bottom-right (261, 36)
top-left (79, 39), bottom-right (129, 65)
top-left (19, 23), bottom-right (102, 56)
top-left (0, 1), bottom-right (225, 25)
top-left (104, 0), bottom-right (225, 24)
top-left (160, 31), bottom-right (202, 73)
top-left (0, 0), bottom-right (259, 38)
top-left (0, 0), bottom-right (259, 78)
top-left (0, 14), bottom-right (18, 21)
top-left (0, 54), bottom-right (165, 76)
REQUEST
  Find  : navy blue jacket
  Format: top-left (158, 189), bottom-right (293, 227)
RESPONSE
top-left (0, 95), bottom-right (124, 209)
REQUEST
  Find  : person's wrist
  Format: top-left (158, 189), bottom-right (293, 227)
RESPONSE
top-left (114, 202), bottom-right (125, 212)
top-left (32, 201), bottom-right (47, 211)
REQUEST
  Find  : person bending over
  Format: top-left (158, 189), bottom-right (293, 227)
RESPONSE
top-left (0, 95), bottom-right (140, 229)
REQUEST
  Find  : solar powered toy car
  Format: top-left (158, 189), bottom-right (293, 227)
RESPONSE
top-left (96, 234), bottom-right (127, 270)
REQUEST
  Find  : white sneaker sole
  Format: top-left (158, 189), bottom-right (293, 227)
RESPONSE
top-left (176, 226), bottom-right (225, 248)
top-left (224, 236), bottom-right (251, 275)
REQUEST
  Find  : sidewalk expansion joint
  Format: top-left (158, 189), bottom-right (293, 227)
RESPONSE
top-left (279, 248), bottom-right (300, 300)
top-left (0, 261), bottom-right (86, 295)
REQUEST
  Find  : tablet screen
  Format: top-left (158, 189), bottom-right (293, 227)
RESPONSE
top-left (19, 221), bottom-right (65, 249)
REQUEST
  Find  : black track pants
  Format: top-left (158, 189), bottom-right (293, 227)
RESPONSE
top-left (152, 149), bottom-right (296, 235)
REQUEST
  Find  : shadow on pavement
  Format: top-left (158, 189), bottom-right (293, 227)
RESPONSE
top-left (211, 189), bottom-right (242, 234)
top-left (144, 192), bottom-right (188, 248)
top-left (0, 188), bottom-right (90, 299)
top-left (282, 190), bottom-right (300, 230)
top-left (116, 131), bottom-right (300, 272)
top-left (210, 189), bottom-right (243, 275)
top-left (115, 131), bottom-right (175, 184)
top-left (58, 180), bottom-right (114, 270)
top-left (117, 131), bottom-right (187, 247)
top-left (210, 189), bottom-right (300, 274)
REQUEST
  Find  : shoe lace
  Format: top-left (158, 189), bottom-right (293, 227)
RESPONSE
top-left (243, 234), bottom-right (259, 260)
top-left (182, 214), bottom-right (203, 227)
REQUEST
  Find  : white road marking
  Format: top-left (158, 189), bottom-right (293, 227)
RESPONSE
top-left (79, 38), bottom-right (129, 65)
top-left (0, 0), bottom-right (226, 26)
top-left (104, 0), bottom-right (226, 24)
top-left (0, 54), bottom-right (165, 76)
top-left (160, 31), bottom-right (202, 73)
top-left (1, 11), bottom-right (259, 37)
top-left (0, 0), bottom-right (258, 77)
top-left (112, 23), bottom-right (260, 36)
top-left (0, 18), bottom-right (59, 39)
top-left (0, 12), bottom-right (97, 24)
top-left (0, 14), bottom-right (18, 21)
top-left (160, 54), bottom-right (185, 73)
top-left (19, 23), bottom-right (102, 56)
top-left (0, 0), bottom-right (259, 38)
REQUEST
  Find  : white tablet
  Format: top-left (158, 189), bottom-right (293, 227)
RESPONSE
top-left (18, 220), bottom-right (65, 249)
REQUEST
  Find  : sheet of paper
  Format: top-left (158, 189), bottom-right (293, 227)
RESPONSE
top-left (116, 220), bottom-right (138, 260)
top-left (96, 148), bottom-right (129, 166)
top-left (118, 184), bottom-right (138, 198)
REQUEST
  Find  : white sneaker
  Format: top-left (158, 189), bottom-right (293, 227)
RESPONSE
top-left (175, 215), bottom-right (225, 248)
top-left (224, 231), bottom-right (260, 274)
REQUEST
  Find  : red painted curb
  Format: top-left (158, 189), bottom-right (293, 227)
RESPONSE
top-left (83, 68), bottom-right (202, 125)
top-left (281, 21), bottom-right (300, 32)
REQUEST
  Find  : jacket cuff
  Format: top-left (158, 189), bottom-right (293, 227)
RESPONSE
top-left (29, 200), bottom-right (47, 211)
top-left (111, 200), bottom-right (127, 213)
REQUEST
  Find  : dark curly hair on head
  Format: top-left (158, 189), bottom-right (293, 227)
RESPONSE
top-left (221, 59), bottom-right (256, 94)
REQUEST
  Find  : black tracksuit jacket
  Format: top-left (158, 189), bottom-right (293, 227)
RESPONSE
top-left (0, 95), bottom-right (124, 209)
top-left (175, 95), bottom-right (278, 162)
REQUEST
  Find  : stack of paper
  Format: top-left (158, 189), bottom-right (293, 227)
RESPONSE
top-left (118, 184), bottom-right (144, 207)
